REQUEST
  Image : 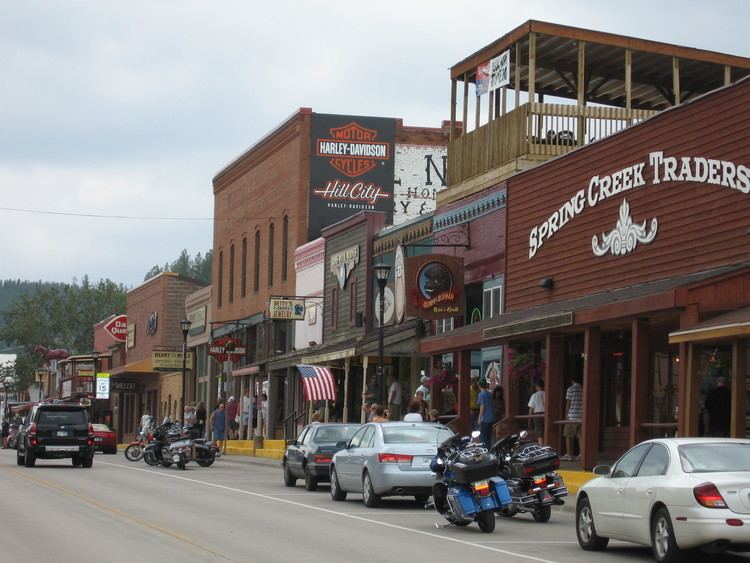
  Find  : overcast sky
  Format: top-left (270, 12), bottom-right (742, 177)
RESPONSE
top-left (1, 1), bottom-right (748, 288)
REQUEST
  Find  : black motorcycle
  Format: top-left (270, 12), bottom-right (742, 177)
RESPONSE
top-left (143, 422), bottom-right (217, 470)
top-left (491, 430), bottom-right (567, 523)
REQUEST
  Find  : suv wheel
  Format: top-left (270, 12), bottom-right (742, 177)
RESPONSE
top-left (81, 455), bottom-right (94, 469)
top-left (71, 455), bottom-right (82, 467)
top-left (16, 449), bottom-right (24, 465)
top-left (24, 450), bottom-right (36, 467)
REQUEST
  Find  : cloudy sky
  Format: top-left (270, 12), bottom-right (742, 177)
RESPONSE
top-left (1, 1), bottom-right (748, 287)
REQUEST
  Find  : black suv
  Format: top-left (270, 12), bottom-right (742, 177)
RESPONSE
top-left (17, 403), bottom-right (96, 468)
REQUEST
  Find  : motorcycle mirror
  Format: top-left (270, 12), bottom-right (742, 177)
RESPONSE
top-left (470, 430), bottom-right (481, 439)
top-left (519, 430), bottom-right (528, 440)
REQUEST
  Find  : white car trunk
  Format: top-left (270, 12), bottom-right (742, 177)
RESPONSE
top-left (706, 473), bottom-right (750, 514)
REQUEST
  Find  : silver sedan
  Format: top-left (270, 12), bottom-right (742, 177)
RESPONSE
top-left (329, 422), bottom-right (454, 507)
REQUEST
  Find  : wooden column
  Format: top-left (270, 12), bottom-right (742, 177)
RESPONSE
top-left (630, 320), bottom-right (650, 446)
top-left (577, 40), bottom-right (586, 146)
top-left (455, 350), bottom-right (471, 435)
top-left (361, 355), bottom-right (369, 423)
top-left (625, 48), bottom-right (632, 125)
top-left (528, 33), bottom-right (536, 103)
top-left (514, 41), bottom-right (521, 109)
top-left (504, 345), bottom-right (520, 433)
top-left (677, 342), bottom-right (688, 436)
top-left (544, 334), bottom-right (564, 452)
top-left (501, 85), bottom-right (507, 115)
top-left (489, 89), bottom-right (494, 121)
top-left (581, 326), bottom-right (601, 470)
top-left (462, 73), bottom-right (469, 133)
top-left (673, 57), bottom-right (681, 106)
top-left (343, 357), bottom-right (350, 423)
top-left (731, 339), bottom-right (747, 438)
top-left (450, 79), bottom-right (457, 141)
top-left (685, 343), bottom-right (700, 436)
top-left (725, 65), bottom-right (732, 86)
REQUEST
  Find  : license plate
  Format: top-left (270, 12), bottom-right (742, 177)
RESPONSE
top-left (46, 446), bottom-right (77, 452)
top-left (95, 437), bottom-right (102, 442)
top-left (411, 456), bottom-right (431, 468)
top-left (57, 431), bottom-right (69, 437)
top-left (172, 455), bottom-right (181, 462)
top-left (171, 440), bottom-right (191, 448)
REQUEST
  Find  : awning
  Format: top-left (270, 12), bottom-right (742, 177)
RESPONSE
top-left (669, 306), bottom-right (750, 344)
top-left (301, 348), bottom-right (356, 365)
top-left (232, 365), bottom-right (260, 377)
top-left (109, 357), bottom-right (155, 376)
top-left (296, 365), bottom-right (337, 402)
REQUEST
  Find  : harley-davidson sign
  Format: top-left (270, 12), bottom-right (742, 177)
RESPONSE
top-left (309, 114), bottom-right (395, 238)
top-left (405, 255), bottom-right (464, 320)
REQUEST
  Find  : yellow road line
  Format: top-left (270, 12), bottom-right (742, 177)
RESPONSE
top-left (4, 467), bottom-right (237, 562)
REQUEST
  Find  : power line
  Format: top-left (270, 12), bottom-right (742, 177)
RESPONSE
top-left (0, 206), bottom-right (302, 222)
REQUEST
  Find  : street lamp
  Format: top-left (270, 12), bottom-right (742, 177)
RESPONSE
top-left (373, 262), bottom-right (391, 384)
top-left (180, 319), bottom-right (192, 424)
top-left (91, 350), bottom-right (100, 422)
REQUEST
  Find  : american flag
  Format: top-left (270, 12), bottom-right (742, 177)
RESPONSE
top-left (297, 364), bottom-right (337, 402)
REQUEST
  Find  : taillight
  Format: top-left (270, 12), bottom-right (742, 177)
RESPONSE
top-left (29, 422), bottom-right (37, 436)
top-left (87, 423), bottom-right (95, 446)
top-left (472, 480), bottom-right (492, 497)
top-left (694, 482), bottom-right (727, 509)
top-left (377, 453), bottom-right (413, 463)
top-left (533, 476), bottom-right (547, 486)
top-left (313, 454), bottom-right (332, 464)
top-left (88, 423), bottom-right (94, 435)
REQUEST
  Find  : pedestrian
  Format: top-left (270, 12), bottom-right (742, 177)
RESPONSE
top-left (311, 411), bottom-right (322, 424)
top-left (414, 390), bottom-right (429, 418)
top-left (363, 374), bottom-right (380, 408)
top-left (184, 402), bottom-right (197, 428)
top-left (2, 418), bottom-right (9, 449)
top-left (251, 395), bottom-right (258, 438)
top-left (195, 401), bottom-right (207, 438)
top-left (241, 388), bottom-right (252, 439)
top-left (469, 376), bottom-right (480, 430)
top-left (705, 376), bottom-right (731, 437)
top-left (372, 405), bottom-right (389, 422)
top-left (527, 380), bottom-right (545, 443)
top-left (260, 393), bottom-right (268, 437)
top-left (477, 379), bottom-right (495, 448)
top-left (492, 384), bottom-right (505, 438)
top-left (403, 399), bottom-right (423, 422)
top-left (562, 377), bottom-right (583, 461)
top-left (364, 402), bottom-right (378, 422)
top-left (209, 402), bottom-right (226, 453)
top-left (227, 396), bottom-right (238, 440)
top-left (416, 372), bottom-right (431, 402)
top-left (428, 409), bottom-right (440, 423)
top-left (387, 374), bottom-right (402, 421)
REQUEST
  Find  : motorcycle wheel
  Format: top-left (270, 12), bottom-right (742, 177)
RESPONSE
top-left (143, 451), bottom-right (159, 466)
top-left (197, 454), bottom-right (215, 467)
top-left (177, 460), bottom-right (186, 470)
top-left (499, 506), bottom-right (517, 518)
top-left (477, 510), bottom-right (496, 533)
top-left (124, 444), bottom-right (144, 462)
top-left (160, 460), bottom-right (173, 468)
top-left (533, 505), bottom-right (552, 523)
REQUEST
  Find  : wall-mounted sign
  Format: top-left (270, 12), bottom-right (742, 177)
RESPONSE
top-left (96, 372), bottom-right (110, 400)
top-left (269, 298), bottom-right (306, 320)
top-left (309, 114), bottom-right (396, 239)
top-left (208, 337), bottom-right (246, 363)
top-left (77, 368), bottom-right (94, 378)
top-left (152, 351), bottom-right (194, 371)
top-left (127, 323), bottom-right (135, 348)
top-left (476, 49), bottom-right (510, 96)
top-left (330, 245), bottom-right (360, 289)
top-left (405, 255), bottom-right (465, 320)
top-left (103, 315), bottom-right (128, 343)
top-left (374, 286), bottom-right (395, 324)
top-left (187, 306), bottom-right (207, 335)
top-left (147, 312), bottom-right (158, 336)
top-left (111, 380), bottom-right (139, 392)
top-left (394, 245), bottom-right (405, 323)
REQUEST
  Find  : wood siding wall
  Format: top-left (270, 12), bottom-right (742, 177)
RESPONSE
top-left (505, 79), bottom-right (750, 312)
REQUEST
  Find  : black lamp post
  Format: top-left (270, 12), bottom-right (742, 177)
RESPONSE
top-left (91, 350), bottom-right (99, 422)
top-left (180, 319), bottom-right (192, 423)
top-left (373, 262), bottom-right (392, 383)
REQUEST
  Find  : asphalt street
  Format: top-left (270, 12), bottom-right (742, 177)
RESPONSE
top-left (0, 449), bottom-right (747, 563)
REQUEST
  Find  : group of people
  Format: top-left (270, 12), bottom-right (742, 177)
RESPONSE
top-left (206, 389), bottom-right (268, 452)
top-left (525, 377), bottom-right (582, 461)
top-left (363, 373), bottom-right (441, 424)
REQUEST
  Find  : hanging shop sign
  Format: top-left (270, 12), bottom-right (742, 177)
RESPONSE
top-left (405, 254), bottom-right (465, 320)
top-left (309, 114), bottom-right (396, 239)
top-left (152, 351), bottom-right (194, 371)
top-left (208, 337), bottom-right (246, 363)
top-left (394, 244), bottom-right (405, 323)
top-left (527, 150), bottom-right (750, 259)
top-left (127, 323), bottom-right (136, 348)
top-left (187, 306), bottom-right (207, 335)
top-left (103, 314), bottom-right (128, 343)
top-left (330, 245), bottom-right (360, 289)
top-left (374, 286), bottom-right (395, 324)
top-left (269, 298), bottom-right (306, 320)
top-left (476, 49), bottom-right (510, 96)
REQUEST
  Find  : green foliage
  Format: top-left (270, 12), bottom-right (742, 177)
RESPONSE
top-left (0, 277), bottom-right (126, 389)
top-left (144, 248), bottom-right (212, 283)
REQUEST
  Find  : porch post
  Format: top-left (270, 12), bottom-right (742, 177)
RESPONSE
top-left (677, 341), bottom-right (688, 436)
top-left (343, 357), bottom-right (350, 423)
top-left (462, 72), bottom-right (469, 132)
top-left (544, 334), bottom-right (564, 452)
top-left (731, 339), bottom-right (747, 438)
top-left (455, 350), bottom-right (471, 435)
top-left (581, 326), bottom-right (601, 470)
top-left (630, 319), bottom-right (650, 446)
top-left (450, 79), bottom-right (457, 141)
top-left (504, 344), bottom-right (520, 434)
top-left (685, 343), bottom-right (700, 436)
top-left (361, 355), bottom-right (369, 423)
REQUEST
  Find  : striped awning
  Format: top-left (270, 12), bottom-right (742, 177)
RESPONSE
top-left (296, 365), bottom-right (336, 402)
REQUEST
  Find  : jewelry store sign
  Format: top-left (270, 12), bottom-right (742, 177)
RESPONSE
top-left (269, 298), bottom-right (306, 320)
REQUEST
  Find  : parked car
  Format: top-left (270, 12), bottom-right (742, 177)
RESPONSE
top-left (283, 423), bottom-right (361, 490)
top-left (17, 402), bottom-right (95, 468)
top-left (329, 422), bottom-right (454, 507)
top-left (92, 423), bottom-right (117, 454)
top-left (576, 438), bottom-right (750, 562)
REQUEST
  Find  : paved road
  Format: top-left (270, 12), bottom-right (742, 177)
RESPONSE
top-left (0, 449), bottom-right (747, 563)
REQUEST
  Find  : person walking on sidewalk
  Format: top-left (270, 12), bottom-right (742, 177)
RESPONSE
top-left (387, 374), bottom-right (402, 421)
top-left (210, 402), bottom-right (227, 453)
top-left (562, 377), bottom-right (582, 461)
top-left (477, 379), bottom-right (495, 448)
top-left (527, 380), bottom-right (545, 444)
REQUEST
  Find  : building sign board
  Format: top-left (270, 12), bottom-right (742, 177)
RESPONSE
top-left (151, 351), bottom-right (194, 371)
top-left (329, 245), bottom-right (359, 289)
top-left (309, 114), bottom-right (396, 239)
top-left (103, 315), bottom-right (128, 343)
top-left (269, 298), bottom-right (306, 320)
top-left (394, 245), bottom-right (405, 323)
top-left (476, 49), bottom-right (510, 95)
top-left (187, 306), bottom-right (207, 335)
top-left (127, 323), bottom-right (135, 348)
top-left (208, 337), bottom-right (246, 363)
top-left (393, 146), bottom-right (447, 225)
top-left (405, 255), bottom-right (465, 320)
top-left (62, 379), bottom-right (72, 398)
top-left (96, 372), bottom-right (110, 400)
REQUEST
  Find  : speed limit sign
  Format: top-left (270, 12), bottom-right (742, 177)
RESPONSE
top-left (96, 373), bottom-right (111, 400)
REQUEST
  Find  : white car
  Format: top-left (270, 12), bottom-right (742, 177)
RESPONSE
top-left (576, 438), bottom-right (750, 562)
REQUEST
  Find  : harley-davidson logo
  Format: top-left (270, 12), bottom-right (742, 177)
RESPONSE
top-left (316, 122), bottom-right (390, 178)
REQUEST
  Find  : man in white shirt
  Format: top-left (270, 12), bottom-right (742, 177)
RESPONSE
top-left (387, 374), bottom-right (402, 421)
top-left (527, 380), bottom-right (545, 444)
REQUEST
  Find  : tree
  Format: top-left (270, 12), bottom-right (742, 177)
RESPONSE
top-left (143, 248), bottom-right (212, 284)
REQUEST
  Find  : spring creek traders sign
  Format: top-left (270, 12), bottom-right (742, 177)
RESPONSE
top-left (528, 151), bottom-right (750, 259)
top-left (309, 114), bottom-right (396, 239)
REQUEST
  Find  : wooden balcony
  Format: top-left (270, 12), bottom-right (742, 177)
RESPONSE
top-left (447, 102), bottom-right (657, 186)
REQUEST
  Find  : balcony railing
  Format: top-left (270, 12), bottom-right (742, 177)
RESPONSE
top-left (448, 102), bottom-right (658, 186)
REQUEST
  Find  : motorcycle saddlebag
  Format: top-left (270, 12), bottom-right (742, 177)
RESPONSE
top-left (450, 456), bottom-right (499, 485)
top-left (511, 444), bottom-right (560, 476)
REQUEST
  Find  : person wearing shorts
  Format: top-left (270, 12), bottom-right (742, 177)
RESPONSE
top-left (562, 378), bottom-right (582, 461)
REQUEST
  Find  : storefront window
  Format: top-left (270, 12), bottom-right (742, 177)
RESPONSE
top-left (696, 345), bottom-right (732, 437)
top-left (601, 332), bottom-right (631, 427)
top-left (650, 352), bottom-right (678, 424)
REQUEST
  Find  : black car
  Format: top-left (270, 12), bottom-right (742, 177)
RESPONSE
top-left (17, 402), bottom-right (95, 468)
top-left (283, 423), bottom-right (361, 490)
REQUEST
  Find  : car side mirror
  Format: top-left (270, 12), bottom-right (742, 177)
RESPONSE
top-left (593, 464), bottom-right (611, 476)
top-left (336, 440), bottom-right (348, 449)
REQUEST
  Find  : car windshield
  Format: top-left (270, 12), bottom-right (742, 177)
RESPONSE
top-left (92, 424), bottom-right (111, 432)
top-left (678, 443), bottom-right (750, 473)
top-left (314, 425), bottom-right (360, 443)
top-left (38, 409), bottom-right (86, 426)
top-left (383, 425), bottom-right (453, 445)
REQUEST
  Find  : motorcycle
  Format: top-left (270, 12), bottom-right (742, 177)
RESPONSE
top-left (430, 430), bottom-right (512, 533)
top-left (143, 422), bottom-right (217, 469)
top-left (491, 430), bottom-right (567, 523)
top-left (124, 425), bottom-right (154, 462)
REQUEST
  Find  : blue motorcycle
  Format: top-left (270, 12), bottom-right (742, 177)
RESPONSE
top-left (431, 430), bottom-right (512, 533)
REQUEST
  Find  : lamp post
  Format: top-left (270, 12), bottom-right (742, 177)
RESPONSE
top-left (91, 350), bottom-right (99, 422)
top-left (180, 319), bottom-right (192, 424)
top-left (373, 262), bottom-right (392, 385)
